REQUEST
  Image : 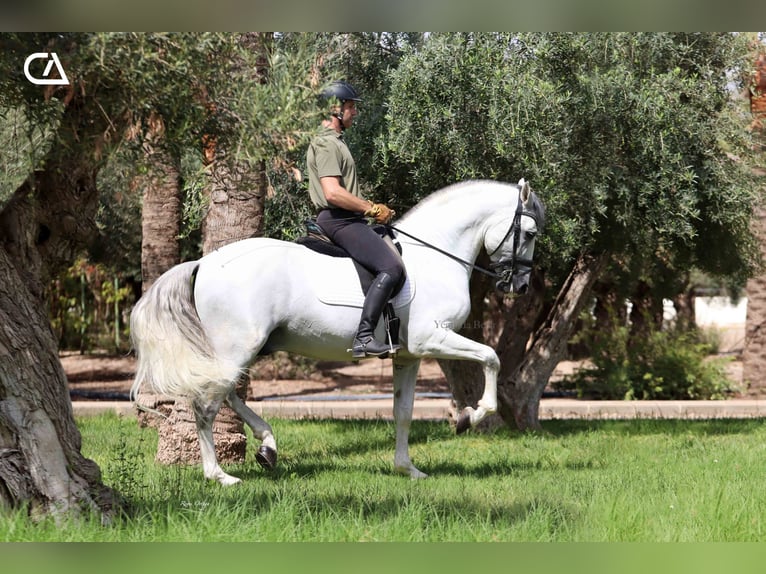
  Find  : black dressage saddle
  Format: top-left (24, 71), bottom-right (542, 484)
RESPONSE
top-left (295, 219), bottom-right (404, 296)
top-left (295, 219), bottom-right (405, 352)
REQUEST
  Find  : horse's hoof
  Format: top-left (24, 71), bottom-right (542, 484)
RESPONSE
top-left (256, 445), bottom-right (277, 470)
top-left (456, 409), bottom-right (472, 434)
top-left (219, 474), bottom-right (242, 486)
top-left (395, 465), bottom-right (429, 479)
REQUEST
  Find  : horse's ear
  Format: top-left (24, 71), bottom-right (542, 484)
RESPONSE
top-left (518, 178), bottom-right (530, 202)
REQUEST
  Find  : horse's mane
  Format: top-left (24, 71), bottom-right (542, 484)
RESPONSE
top-left (398, 180), bottom-right (512, 224)
top-left (399, 179), bottom-right (545, 232)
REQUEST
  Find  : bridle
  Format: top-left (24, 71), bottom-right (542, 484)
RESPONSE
top-left (486, 192), bottom-right (539, 293)
top-left (386, 191), bottom-right (540, 293)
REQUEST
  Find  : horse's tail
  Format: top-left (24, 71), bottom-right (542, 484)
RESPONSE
top-left (130, 261), bottom-right (241, 403)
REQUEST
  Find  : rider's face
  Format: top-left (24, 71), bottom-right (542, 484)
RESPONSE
top-left (341, 100), bottom-right (358, 129)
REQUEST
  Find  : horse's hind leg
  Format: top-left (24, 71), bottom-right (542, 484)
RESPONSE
top-left (392, 358), bottom-right (428, 479)
top-left (225, 390), bottom-right (278, 470)
top-left (192, 396), bottom-right (242, 486)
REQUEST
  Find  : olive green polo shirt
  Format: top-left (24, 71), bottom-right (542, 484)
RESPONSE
top-left (306, 125), bottom-right (361, 209)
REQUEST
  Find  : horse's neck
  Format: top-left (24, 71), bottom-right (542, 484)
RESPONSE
top-left (397, 183), bottom-right (514, 265)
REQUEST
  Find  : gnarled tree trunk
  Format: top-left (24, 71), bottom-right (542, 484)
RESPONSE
top-left (439, 257), bottom-right (548, 431)
top-left (498, 252), bottom-right (608, 430)
top-left (437, 256), bottom-right (494, 419)
top-left (0, 166), bottom-right (116, 520)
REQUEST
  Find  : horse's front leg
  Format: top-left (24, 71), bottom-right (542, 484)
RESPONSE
top-left (456, 358), bottom-right (499, 434)
top-left (192, 396), bottom-right (242, 485)
top-left (420, 329), bottom-right (499, 433)
top-left (392, 357), bottom-right (428, 479)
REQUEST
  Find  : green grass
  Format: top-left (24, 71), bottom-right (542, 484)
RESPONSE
top-left (4, 414), bottom-right (766, 541)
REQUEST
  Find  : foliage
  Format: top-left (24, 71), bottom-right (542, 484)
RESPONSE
top-left (317, 33), bottom-right (425, 207)
top-left (91, 144), bottom-right (208, 273)
top-left (0, 106), bottom-right (56, 204)
top-left (6, 414), bottom-right (766, 540)
top-left (227, 34), bottom-right (324, 167)
top-left (556, 308), bottom-right (738, 400)
top-left (263, 170), bottom-right (315, 241)
top-left (1, 33), bottom-right (325, 252)
top-left (2, 33), bottom-right (332, 328)
top-left (263, 33), bottom-right (424, 239)
top-left (384, 32), bottom-right (762, 292)
top-left (47, 258), bottom-right (135, 353)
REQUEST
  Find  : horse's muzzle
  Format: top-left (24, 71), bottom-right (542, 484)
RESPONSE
top-left (493, 260), bottom-right (532, 295)
top-left (511, 265), bottom-right (532, 294)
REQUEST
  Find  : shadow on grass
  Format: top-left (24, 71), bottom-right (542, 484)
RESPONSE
top-left (122, 484), bottom-right (578, 536)
top-left (270, 416), bottom-right (766, 446)
top-left (539, 417), bottom-right (765, 438)
top-left (231, 418), bottom-right (766, 480)
top-left (416, 457), bottom-right (605, 478)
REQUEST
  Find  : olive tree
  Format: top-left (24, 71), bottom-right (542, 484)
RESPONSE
top-left (0, 32), bottom-right (320, 519)
top-left (383, 32), bottom-right (760, 429)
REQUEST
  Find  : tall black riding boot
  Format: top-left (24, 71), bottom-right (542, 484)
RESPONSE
top-left (351, 272), bottom-right (399, 358)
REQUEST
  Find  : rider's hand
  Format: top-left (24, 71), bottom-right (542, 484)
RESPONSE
top-left (364, 202), bottom-right (395, 224)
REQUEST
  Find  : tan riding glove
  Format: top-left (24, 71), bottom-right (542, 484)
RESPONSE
top-left (364, 201), bottom-right (395, 224)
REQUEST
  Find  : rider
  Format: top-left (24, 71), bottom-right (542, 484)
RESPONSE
top-left (306, 80), bottom-right (405, 358)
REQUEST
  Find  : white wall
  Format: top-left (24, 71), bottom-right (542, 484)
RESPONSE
top-left (694, 296), bottom-right (747, 353)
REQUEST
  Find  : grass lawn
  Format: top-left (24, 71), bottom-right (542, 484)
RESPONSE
top-left (3, 413), bottom-right (766, 541)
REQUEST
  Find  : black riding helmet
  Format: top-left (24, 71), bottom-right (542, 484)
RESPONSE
top-left (321, 80), bottom-right (362, 128)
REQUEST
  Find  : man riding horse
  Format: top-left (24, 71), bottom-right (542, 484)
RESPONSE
top-left (130, 79), bottom-right (544, 484)
top-left (306, 80), bottom-right (404, 359)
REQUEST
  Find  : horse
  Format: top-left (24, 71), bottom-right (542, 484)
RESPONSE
top-left (130, 179), bottom-right (544, 484)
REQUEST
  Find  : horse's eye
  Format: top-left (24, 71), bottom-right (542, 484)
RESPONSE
top-left (526, 231), bottom-right (537, 240)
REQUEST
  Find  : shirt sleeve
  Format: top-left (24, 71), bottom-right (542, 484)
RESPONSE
top-left (313, 137), bottom-right (344, 179)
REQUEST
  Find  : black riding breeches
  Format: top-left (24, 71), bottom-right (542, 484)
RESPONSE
top-left (316, 208), bottom-right (406, 290)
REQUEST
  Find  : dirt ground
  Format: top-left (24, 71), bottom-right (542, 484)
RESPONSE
top-left (61, 351), bottom-right (453, 401)
top-left (61, 351), bottom-right (747, 401)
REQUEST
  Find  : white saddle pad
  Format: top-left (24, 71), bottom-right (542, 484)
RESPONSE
top-left (306, 254), bottom-right (414, 309)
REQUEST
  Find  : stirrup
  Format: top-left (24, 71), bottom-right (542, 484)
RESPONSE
top-left (349, 337), bottom-right (398, 359)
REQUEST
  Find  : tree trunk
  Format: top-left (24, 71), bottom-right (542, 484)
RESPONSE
top-left (153, 32), bottom-right (273, 467)
top-left (201, 159), bottom-right (267, 252)
top-left (498, 253), bottom-right (609, 430)
top-left (743, 201), bottom-right (766, 396)
top-left (155, 52), bottom-right (270, 465)
top-left (672, 274), bottom-right (695, 331)
top-left (133, 113), bottom-right (183, 429)
top-left (0, 168), bottom-right (115, 520)
top-left (154, 154), bottom-right (267, 466)
top-left (139, 113), bottom-right (182, 293)
top-left (629, 280), bottom-right (664, 338)
top-left (743, 52), bottom-right (766, 395)
top-left (439, 260), bottom-right (548, 431)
